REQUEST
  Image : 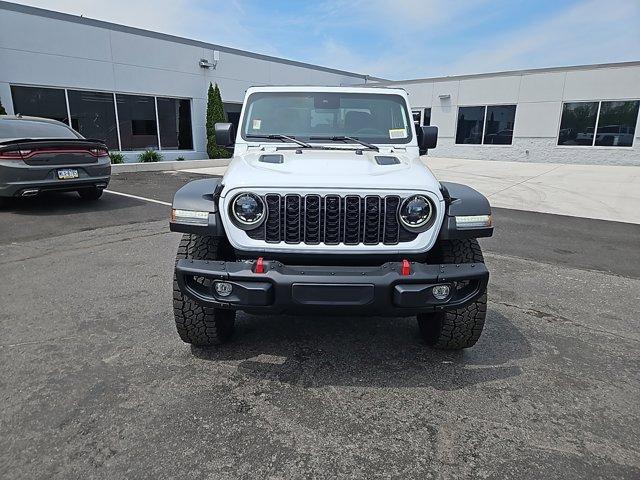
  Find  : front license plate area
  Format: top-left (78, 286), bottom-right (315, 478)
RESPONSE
top-left (57, 168), bottom-right (79, 180)
top-left (291, 283), bottom-right (374, 306)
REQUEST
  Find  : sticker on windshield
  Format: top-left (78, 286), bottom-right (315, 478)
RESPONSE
top-left (252, 119), bottom-right (262, 130)
top-left (389, 128), bottom-right (407, 139)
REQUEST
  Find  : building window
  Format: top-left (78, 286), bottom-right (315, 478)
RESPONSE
top-left (157, 98), bottom-right (193, 150)
top-left (412, 110), bottom-right (421, 128)
top-left (483, 105), bottom-right (516, 144)
top-left (423, 108), bottom-right (431, 126)
top-left (412, 108), bottom-right (431, 129)
top-left (11, 86), bottom-right (69, 124)
top-left (456, 106), bottom-right (485, 144)
top-left (68, 90), bottom-right (119, 150)
top-left (116, 94), bottom-right (158, 151)
top-left (456, 105), bottom-right (516, 145)
top-left (558, 100), bottom-right (639, 147)
top-left (223, 103), bottom-right (243, 138)
top-left (557, 102), bottom-right (599, 146)
top-left (11, 85), bottom-right (195, 152)
top-left (594, 101), bottom-right (639, 147)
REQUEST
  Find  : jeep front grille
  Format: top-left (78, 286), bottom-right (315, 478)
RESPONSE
top-left (247, 194), bottom-right (417, 246)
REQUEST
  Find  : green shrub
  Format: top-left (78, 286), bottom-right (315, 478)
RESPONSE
top-left (109, 152), bottom-right (125, 164)
top-left (176, 156), bottom-right (185, 161)
top-left (206, 82), bottom-right (232, 159)
top-left (138, 149), bottom-right (163, 163)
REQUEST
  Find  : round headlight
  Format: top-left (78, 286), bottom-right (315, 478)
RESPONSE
top-left (230, 193), bottom-right (265, 228)
top-left (399, 194), bottom-right (434, 231)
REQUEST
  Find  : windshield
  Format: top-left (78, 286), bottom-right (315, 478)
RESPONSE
top-left (0, 119), bottom-right (80, 140)
top-left (241, 92), bottom-right (413, 144)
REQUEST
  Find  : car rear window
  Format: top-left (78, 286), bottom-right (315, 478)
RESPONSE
top-left (0, 120), bottom-right (80, 140)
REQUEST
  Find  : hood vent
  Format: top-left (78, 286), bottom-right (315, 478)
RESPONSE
top-left (375, 155), bottom-right (400, 165)
top-left (259, 154), bottom-right (284, 164)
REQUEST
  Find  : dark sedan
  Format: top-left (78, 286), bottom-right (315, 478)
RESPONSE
top-left (0, 115), bottom-right (111, 204)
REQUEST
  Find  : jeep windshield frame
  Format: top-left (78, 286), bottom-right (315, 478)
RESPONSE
top-left (240, 91), bottom-right (413, 146)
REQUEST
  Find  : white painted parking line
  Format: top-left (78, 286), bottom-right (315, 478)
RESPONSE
top-left (104, 189), bottom-right (171, 206)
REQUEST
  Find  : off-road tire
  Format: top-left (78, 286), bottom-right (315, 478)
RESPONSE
top-left (418, 239), bottom-right (487, 350)
top-left (78, 187), bottom-right (103, 200)
top-left (173, 234), bottom-right (236, 347)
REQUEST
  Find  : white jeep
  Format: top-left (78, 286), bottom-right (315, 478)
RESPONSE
top-left (170, 86), bottom-right (493, 350)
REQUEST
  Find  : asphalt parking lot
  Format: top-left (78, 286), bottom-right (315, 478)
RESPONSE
top-left (1, 171), bottom-right (639, 479)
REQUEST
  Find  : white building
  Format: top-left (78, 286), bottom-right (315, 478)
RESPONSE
top-left (376, 62), bottom-right (640, 166)
top-left (0, 1), bottom-right (368, 161)
top-left (1, 1), bottom-right (639, 165)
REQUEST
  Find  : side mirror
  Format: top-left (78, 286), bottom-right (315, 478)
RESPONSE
top-left (214, 123), bottom-right (234, 152)
top-left (418, 125), bottom-right (438, 155)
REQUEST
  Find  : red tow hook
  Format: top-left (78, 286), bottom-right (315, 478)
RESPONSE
top-left (255, 257), bottom-right (265, 274)
top-left (401, 259), bottom-right (411, 276)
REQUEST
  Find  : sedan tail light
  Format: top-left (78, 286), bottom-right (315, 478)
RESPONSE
top-left (0, 149), bottom-right (30, 160)
top-left (90, 147), bottom-right (109, 157)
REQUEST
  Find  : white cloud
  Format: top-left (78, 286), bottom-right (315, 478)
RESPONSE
top-left (438, 0), bottom-right (640, 78)
top-left (310, 0), bottom-right (640, 79)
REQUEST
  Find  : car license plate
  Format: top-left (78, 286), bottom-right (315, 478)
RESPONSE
top-left (57, 168), bottom-right (79, 180)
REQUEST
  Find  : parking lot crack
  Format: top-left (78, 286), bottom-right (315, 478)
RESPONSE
top-left (492, 300), bottom-right (637, 342)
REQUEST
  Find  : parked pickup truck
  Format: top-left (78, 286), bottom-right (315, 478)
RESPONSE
top-left (170, 86), bottom-right (493, 350)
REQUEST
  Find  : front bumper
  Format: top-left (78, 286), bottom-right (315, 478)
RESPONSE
top-left (175, 259), bottom-right (489, 316)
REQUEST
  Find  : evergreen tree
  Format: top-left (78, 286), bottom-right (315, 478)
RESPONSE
top-left (206, 83), bottom-right (231, 159)
top-left (0, 97), bottom-right (6, 115)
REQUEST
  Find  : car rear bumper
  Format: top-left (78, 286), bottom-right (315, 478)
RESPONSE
top-left (0, 159), bottom-right (111, 197)
top-left (175, 259), bottom-right (489, 316)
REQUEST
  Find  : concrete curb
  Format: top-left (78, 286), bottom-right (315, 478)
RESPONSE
top-left (111, 158), bottom-right (230, 173)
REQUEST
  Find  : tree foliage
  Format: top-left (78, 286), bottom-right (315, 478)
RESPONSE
top-left (206, 82), bottom-right (231, 159)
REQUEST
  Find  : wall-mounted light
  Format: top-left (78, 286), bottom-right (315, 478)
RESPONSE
top-left (199, 50), bottom-right (220, 69)
top-left (438, 93), bottom-right (451, 100)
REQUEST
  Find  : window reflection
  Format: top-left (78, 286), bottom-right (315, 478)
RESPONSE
top-left (116, 94), bottom-right (158, 151)
top-left (424, 108), bottom-right (431, 126)
top-left (223, 102), bottom-right (243, 140)
top-left (456, 106), bottom-right (485, 144)
top-left (484, 105), bottom-right (516, 145)
top-left (413, 108), bottom-right (432, 128)
top-left (412, 110), bottom-right (421, 129)
top-left (11, 86), bottom-right (68, 124)
top-left (558, 102), bottom-right (598, 146)
top-left (595, 101), bottom-right (639, 147)
top-left (157, 98), bottom-right (193, 150)
top-left (68, 90), bottom-right (119, 149)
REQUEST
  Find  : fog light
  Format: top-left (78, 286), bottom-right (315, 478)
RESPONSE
top-left (214, 281), bottom-right (233, 297)
top-left (432, 284), bottom-right (451, 300)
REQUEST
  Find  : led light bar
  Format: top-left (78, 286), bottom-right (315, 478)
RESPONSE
top-left (171, 209), bottom-right (209, 225)
top-left (455, 214), bottom-right (493, 229)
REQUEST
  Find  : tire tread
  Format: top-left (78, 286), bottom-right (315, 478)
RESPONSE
top-left (418, 239), bottom-right (487, 350)
top-left (172, 234), bottom-right (235, 346)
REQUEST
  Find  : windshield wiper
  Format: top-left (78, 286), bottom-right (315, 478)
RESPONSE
top-left (309, 136), bottom-right (379, 152)
top-left (246, 134), bottom-right (312, 149)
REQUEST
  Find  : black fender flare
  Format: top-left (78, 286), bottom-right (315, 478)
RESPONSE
top-left (438, 182), bottom-right (493, 240)
top-left (169, 178), bottom-right (226, 236)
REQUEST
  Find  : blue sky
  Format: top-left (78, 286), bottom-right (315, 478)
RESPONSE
top-left (15, 0), bottom-right (640, 79)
